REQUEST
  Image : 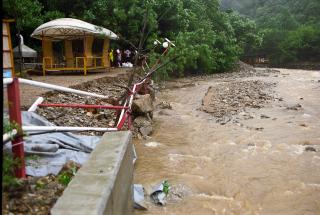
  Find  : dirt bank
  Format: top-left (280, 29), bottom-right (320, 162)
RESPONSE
top-left (3, 68), bottom-right (129, 109)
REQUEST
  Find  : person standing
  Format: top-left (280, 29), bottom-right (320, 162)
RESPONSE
top-left (109, 49), bottom-right (114, 67)
top-left (116, 49), bottom-right (122, 67)
top-left (124, 49), bottom-right (131, 63)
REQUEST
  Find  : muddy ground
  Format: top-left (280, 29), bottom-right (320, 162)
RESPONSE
top-left (134, 68), bottom-right (320, 214)
top-left (3, 68), bottom-right (129, 109)
top-left (2, 65), bottom-right (320, 214)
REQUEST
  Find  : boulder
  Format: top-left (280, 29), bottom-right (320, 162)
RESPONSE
top-left (132, 94), bottom-right (154, 114)
top-left (134, 116), bottom-right (153, 137)
top-left (157, 101), bottom-right (172, 109)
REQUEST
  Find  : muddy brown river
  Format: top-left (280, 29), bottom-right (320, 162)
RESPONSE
top-left (133, 69), bottom-right (320, 215)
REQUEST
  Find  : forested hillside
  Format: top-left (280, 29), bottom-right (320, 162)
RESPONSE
top-left (221, 0), bottom-right (320, 66)
top-left (3, 0), bottom-right (261, 79)
top-left (4, 0), bottom-right (316, 74)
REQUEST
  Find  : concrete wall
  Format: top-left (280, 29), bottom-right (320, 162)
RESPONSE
top-left (51, 131), bottom-right (133, 215)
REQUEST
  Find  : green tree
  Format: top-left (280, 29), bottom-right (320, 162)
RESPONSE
top-left (221, 0), bottom-right (320, 65)
top-left (3, 0), bottom-right (261, 79)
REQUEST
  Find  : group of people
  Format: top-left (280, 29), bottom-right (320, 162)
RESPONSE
top-left (109, 48), bottom-right (134, 68)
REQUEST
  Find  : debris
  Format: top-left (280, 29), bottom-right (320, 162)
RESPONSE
top-left (157, 101), bottom-right (172, 109)
top-left (302, 113), bottom-right (311, 118)
top-left (201, 80), bottom-right (275, 122)
top-left (145, 142), bottom-right (161, 148)
top-left (286, 103), bottom-right (302, 110)
top-left (132, 144), bottom-right (137, 165)
top-left (36, 74), bottom-right (135, 136)
top-left (260, 114), bottom-right (270, 119)
top-left (150, 180), bottom-right (170, 206)
top-left (133, 184), bottom-right (147, 210)
top-left (305, 146), bottom-right (316, 152)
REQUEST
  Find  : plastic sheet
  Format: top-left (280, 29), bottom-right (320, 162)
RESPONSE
top-left (3, 111), bottom-right (101, 176)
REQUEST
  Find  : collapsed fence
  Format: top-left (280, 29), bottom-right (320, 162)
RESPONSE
top-left (3, 75), bottom-right (145, 177)
top-left (3, 38), bottom-right (176, 178)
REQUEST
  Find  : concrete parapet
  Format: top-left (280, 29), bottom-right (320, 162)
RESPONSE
top-left (51, 131), bottom-right (133, 215)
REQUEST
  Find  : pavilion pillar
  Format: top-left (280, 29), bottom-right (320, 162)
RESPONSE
top-left (84, 35), bottom-right (94, 67)
top-left (102, 38), bottom-right (110, 67)
top-left (42, 39), bottom-right (53, 76)
top-left (64, 40), bottom-right (74, 67)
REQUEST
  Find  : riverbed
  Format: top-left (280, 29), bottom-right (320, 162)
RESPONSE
top-left (133, 69), bottom-right (320, 215)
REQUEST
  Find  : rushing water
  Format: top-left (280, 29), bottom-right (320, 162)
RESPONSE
top-left (133, 69), bottom-right (320, 215)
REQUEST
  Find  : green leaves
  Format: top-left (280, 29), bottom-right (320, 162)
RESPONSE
top-left (2, 153), bottom-right (23, 189)
top-left (4, 0), bottom-right (259, 78)
top-left (57, 165), bottom-right (77, 186)
top-left (162, 180), bottom-right (170, 196)
top-left (221, 0), bottom-right (320, 65)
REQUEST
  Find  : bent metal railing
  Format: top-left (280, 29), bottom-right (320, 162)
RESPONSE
top-left (3, 77), bottom-right (136, 178)
top-left (3, 38), bottom-right (176, 178)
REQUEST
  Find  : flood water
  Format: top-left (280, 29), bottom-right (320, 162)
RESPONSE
top-left (133, 69), bottom-right (320, 215)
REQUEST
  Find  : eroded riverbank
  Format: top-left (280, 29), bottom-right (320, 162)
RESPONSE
top-left (133, 68), bottom-right (320, 215)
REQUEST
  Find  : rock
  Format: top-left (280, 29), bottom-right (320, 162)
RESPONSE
top-left (201, 80), bottom-right (275, 121)
top-left (94, 113), bottom-right (105, 120)
top-left (148, 86), bottom-right (156, 100)
top-left (132, 94), bottom-right (154, 114)
top-left (86, 112), bottom-right (93, 117)
top-left (60, 160), bottom-right (81, 174)
top-left (157, 101), bottom-right (172, 109)
top-left (158, 110), bottom-right (171, 116)
top-left (260, 114), bottom-right (270, 119)
top-left (286, 103), bottom-right (302, 110)
top-left (140, 126), bottom-right (153, 137)
top-left (134, 116), bottom-right (153, 137)
top-left (305, 146), bottom-right (316, 152)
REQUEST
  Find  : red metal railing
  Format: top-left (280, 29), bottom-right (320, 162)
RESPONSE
top-left (3, 40), bottom-right (174, 178)
top-left (6, 78), bottom-right (26, 178)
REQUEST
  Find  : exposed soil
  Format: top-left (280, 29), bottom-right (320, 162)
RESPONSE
top-left (3, 68), bottom-right (129, 110)
top-left (2, 161), bottom-right (80, 215)
top-left (2, 175), bottom-right (65, 215)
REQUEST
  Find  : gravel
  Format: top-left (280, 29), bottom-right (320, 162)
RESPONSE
top-left (36, 74), bottom-right (138, 136)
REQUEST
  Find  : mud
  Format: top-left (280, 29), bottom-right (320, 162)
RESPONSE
top-left (133, 68), bottom-right (320, 215)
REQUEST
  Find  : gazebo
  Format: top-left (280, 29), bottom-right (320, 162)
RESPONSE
top-left (13, 34), bottom-right (38, 71)
top-left (31, 18), bottom-right (118, 76)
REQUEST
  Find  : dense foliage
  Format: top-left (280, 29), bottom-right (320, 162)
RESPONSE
top-left (221, 0), bottom-right (320, 65)
top-left (3, 0), bottom-right (261, 78)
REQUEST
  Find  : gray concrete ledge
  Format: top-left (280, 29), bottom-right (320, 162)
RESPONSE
top-left (51, 131), bottom-right (133, 215)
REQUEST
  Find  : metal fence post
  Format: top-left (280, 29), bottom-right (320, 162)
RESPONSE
top-left (7, 77), bottom-right (26, 178)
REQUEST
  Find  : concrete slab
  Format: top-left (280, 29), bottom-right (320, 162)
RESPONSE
top-left (51, 131), bottom-right (133, 215)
